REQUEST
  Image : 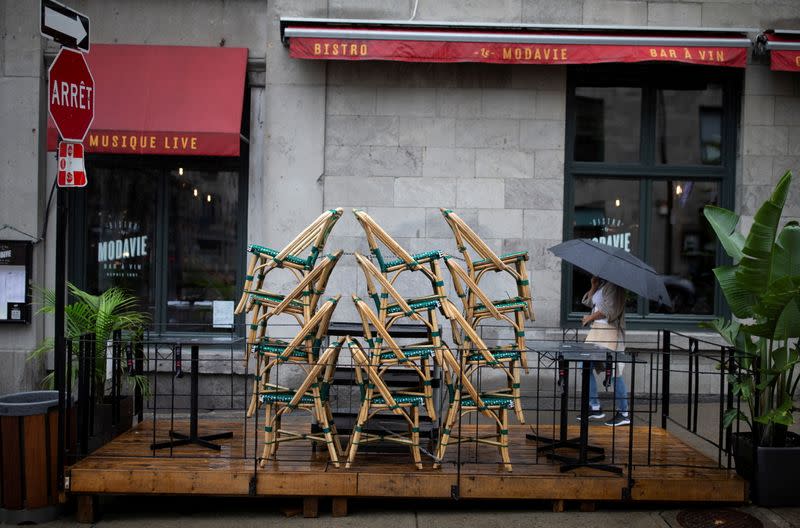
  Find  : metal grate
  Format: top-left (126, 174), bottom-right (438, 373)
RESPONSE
top-left (677, 509), bottom-right (763, 528)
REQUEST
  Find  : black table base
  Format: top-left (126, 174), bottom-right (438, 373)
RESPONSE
top-left (526, 346), bottom-right (622, 475)
top-left (150, 344), bottom-right (233, 451)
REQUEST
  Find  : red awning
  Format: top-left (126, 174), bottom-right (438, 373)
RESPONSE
top-left (282, 19), bottom-right (750, 68)
top-left (762, 30), bottom-right (800, 72)
top-left (48, 44), bottom-right (248, 156)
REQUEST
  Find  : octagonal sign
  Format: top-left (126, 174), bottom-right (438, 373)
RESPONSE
top-left (48, 47), bottom-right (94, 143)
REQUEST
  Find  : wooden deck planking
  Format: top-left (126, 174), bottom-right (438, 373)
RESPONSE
top-left (68, 419), bottom-right (747, 502)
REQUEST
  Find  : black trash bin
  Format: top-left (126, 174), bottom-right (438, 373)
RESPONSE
top-left (0, 390), bottom-right (61, 523)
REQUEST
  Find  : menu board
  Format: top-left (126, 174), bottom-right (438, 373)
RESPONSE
top-left (0, 241), bottom-right (31, 323)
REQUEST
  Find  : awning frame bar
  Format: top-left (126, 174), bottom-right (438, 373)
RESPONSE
top-left (284, 26), bottom-right (751, 48)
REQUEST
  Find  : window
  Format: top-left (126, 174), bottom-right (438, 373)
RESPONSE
top-left (564, 65), bottom-right (740, 326)
top-left (73, 155), bottom-right (247, 333)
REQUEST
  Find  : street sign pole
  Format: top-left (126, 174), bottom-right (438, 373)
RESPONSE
top-left (44, 0), bottom-right (92, 492)
top-left (54, 181), bottom-right (67, 491)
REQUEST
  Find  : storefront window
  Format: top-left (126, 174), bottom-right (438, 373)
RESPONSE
top-left (86, 167), bottom-right (158, 314)
top-left (574, 87), bottom-right (641, 163)
top-left (80, 157), bottom-right (244, 333)
top-left (167, 169), bottom-right (239, 330)
top-left (656, 86), bottom-right (723, 165)
top-left (565, 65), bottom-right (739, 325)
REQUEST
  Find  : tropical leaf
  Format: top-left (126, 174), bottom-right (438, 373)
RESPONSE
top-left (700, 317), bottom-right (740, 346)
top-left (723, 408), bottom-right (748, 429)
top-left (771, 221), bottom-right (800, 283)
top-left (703, 205), bottom-right (745, 261)
top-left (736, 171), bottom-right (792, 293)
top-left (746, 276), bottom-right (800, 339)
top-left (713, 265), bottom-right (756, 319)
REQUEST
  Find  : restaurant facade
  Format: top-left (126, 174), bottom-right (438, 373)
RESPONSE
top-left (1, 0), bottom-right (800, 394)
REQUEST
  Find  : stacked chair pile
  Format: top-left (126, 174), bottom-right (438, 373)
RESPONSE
top-left (235, 207), bottom-right (534, 472)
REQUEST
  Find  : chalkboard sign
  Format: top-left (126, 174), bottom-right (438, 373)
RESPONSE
top-left (0, 241), bottom-right (32, 324)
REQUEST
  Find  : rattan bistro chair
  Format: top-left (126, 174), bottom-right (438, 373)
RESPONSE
top-left (236, 208), bottom-right (343, 314)
top-left (345, 337), bottom-right (428, 470)
top-left (439, 208), bottom-right (533, 321)
top-left (352, 209), bottom-right (447, 299)
top-left (245, 250), bottom-right (342, 359)
top-left (443, 256), bottom-right (529, 373)
top-left (351, 294), bottom-right (438, 421)
top-left (435, 342), bottom-right (514, 472)
top-left (259, 337), bottom-right (346, 468)
top-left (247, 295), bottom-right (341, 417)
top-left (440, 298), bottom-right (524, 424)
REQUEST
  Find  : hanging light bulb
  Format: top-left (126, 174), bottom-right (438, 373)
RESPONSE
top-left (207, 194), bottom-right (212, 203)
top-left (615, 199), bottom-right (621, 207)
top-left (178, 167), bottom-right (184, 176)
top-left (675, 184), bottom-right (683, 195)
top-left (193, 188), bottom-right (198, 197)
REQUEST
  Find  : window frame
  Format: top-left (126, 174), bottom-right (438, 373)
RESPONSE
top-left (68, 152), bottom-right (249, 337)
top-left (561, 64), bottom-right (742, 330)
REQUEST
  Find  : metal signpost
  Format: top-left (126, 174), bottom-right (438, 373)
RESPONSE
top-left (41, 0), bottom-right (92, 492)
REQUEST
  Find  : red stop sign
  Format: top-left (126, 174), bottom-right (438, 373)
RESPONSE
top-left (48, 48), bottom-right (95, 143)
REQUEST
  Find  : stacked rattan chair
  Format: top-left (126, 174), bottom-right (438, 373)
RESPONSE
top-left (345, 210), bottom-right (448, 469)
top-left (235, 209), bottom-right (344, 467)
top-left (433, 209), bottom-right (534, 470)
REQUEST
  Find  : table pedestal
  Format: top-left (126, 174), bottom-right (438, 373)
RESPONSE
top-left (150, 345), bottom-right (233, 451)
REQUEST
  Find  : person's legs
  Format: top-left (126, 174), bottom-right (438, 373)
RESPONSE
top-left (587, 362), bottom-right (600, 410)
top-left (605, 372), bottom-right (630, 426)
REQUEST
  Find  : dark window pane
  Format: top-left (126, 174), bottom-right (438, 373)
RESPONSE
top-left (85, 167), bottom-right (158, 316)
top-left (166, 168), bottom-right (239, 331)
top-left (571, 177), bottom-right (641, 313)
top-left (574, 87), bottom-right (641, 163)
top-left (648, 180), bottom-right (719, 315)
top-left (656, 86), bottom-right (723, 165)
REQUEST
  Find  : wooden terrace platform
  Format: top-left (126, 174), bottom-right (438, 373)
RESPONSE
top-left (67, 418), bottom-right (746, 519)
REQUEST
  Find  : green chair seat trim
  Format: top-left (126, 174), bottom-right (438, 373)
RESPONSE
top-left (378, 347), bottom-right (434, 361)
top-left (472, 251), bottom-right (528, 265)
top-left (248, 291), bottom-right (305, 309)
top-left (467, 350), bottom-right (520, 362)
top-left (255, 342), bottom-right (311, 359)
top-left (386, 298), bottom-right (441, 315)
top-left (382, 250), bottom-right (444, 270)
top-left (461, 395), bottom-right (515, 409)
top-left (474, 297), bottom-right (529, 313)
top-left (260, 391), bottom-right (315, 405)
top-left (372, 395), bottom-right (424, 406)
top-left (247, 244), bottom-right (312, 268)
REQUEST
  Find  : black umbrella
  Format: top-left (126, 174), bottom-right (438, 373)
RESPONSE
top-left (549, 239), bottom-right (672, 308)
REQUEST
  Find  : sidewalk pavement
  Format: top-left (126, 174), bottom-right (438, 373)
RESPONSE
top-left (39, 496), bottom-right (800, 528)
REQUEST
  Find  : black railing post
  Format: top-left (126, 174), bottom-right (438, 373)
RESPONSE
top-left (135, 334), bottom-right (144, 422)
top-left (726, 346), bottom-right (735, 469)
top-left (112, 330), bottom-right (121, 426)
top-left (692, 339), bottom-right (700, 434)
top-left (88, 334), bottom-right (97, 436)
top-left (661, 331), bottom-right (671, 429)
top-left (77, 335), bottom-right (90, 456)
top-left (687, 338), bottom-right (694, 432)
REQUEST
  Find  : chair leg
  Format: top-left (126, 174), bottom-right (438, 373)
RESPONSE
top-left (422, 358), bottom-right (436, 421)
top-left (260, 402), bottom-right (275, 468)
top-left (411, 406), bottom-right (422, 470)
top-left (345, 402), bottom-right (369, 469)
top-left (435, 394), bottom-right (460, 469)
top-left (326, 404), bottom-right (344, 459)
top-left (235, 254), bottom-right (258, 314)
top-left (315, 396), bottom-right (340, 468)
top-left (499, 407), bottom-right (512, 472)
top-left (511, 361), bottom-right (525, 424)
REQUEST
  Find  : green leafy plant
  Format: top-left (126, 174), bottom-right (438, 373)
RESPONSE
top-left (703, 170), bottom-right (800, 447)
top-left (30, 283), bottom-right (151, 401)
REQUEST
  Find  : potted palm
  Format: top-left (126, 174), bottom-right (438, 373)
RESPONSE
top-left (30, 283), bottom-right (150, 446)
top-left (703, 170), bottom-right (800, 506)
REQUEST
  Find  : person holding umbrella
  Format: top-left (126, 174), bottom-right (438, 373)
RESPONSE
top-left (580, 275), bottom-right (630, 427)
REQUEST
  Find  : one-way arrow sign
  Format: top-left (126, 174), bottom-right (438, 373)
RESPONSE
top-left (40, 0), bottom-right (90, 53)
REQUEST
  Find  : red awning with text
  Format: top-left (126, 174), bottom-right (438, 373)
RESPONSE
top-left (48, 44), bottom-right (248, 156)
top-left (283, 22), bottom-right (750, 68)
top-left (763, 31), bottom-right (800, 72)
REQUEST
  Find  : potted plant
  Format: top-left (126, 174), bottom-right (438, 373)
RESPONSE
top-left (703, 170), bottom-right (800, 506)
top-left (30, 283), bottom-right (150, 446)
